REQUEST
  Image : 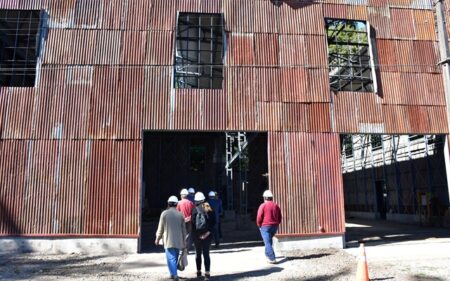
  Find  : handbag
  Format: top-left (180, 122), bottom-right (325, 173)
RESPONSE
top-left (177, 249), bottom-right (188, 271)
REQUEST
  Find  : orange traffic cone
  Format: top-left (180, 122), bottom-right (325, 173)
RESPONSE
top-left (356, 243), bottom-right (370, 281)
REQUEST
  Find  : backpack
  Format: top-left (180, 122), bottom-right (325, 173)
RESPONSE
top-left (195, 207), bottom-right (208, 231)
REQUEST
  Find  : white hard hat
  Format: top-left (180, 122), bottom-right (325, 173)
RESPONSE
top-left (263, 190), bottom-right (273, 198)
top-left (208, 191), bottom-right (216, 197)
top-left (194, 192), bottom-right (205, 202)
top-left (168, 196), bottom-right (179, 204)
top-left (188, 187), bottom-right (195, 194)
top-left (180, 189), bottom-right (189, 196)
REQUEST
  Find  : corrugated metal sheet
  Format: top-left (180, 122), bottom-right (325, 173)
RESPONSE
top-left (269, 132), bottom-right (345, 235)
top-left (391, 8), bottom-right (416, 39)
top-left (228, 33), bottom-right (255, 66)
top-left (254, 34), bottom-right (279, 66)
top-left (1, 88), bottom-right (36, 139)
top-left (142, 67), bottom-right (172, 130)
top-left (0, 140), bottom-right (140, 236)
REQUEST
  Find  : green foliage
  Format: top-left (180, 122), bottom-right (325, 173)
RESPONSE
top-left (326, 19), bottom-right (368, 67)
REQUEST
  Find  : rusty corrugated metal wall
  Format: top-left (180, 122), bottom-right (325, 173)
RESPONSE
top-left (0, 0), bottom-right (447, 238)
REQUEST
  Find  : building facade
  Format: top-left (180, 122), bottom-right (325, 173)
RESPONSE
top-left (0, 0), bottom-right (448, 253)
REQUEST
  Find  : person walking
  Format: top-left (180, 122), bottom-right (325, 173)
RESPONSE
top-left (215, 191), bottom-right (224, 241)
top-left (177, 188), bottom-right (195, 251)
top-left (207, 191), bottom-right (222, 247)
top-left (256, 190), bottom-right (282, 264)
top-left (192, 192), bottom-right (216, 280)
top-left (187, 187), bottom-right (196, 203)
top-left (155, 196), bottom-right (187, 281)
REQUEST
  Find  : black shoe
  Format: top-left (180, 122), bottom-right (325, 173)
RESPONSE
top-left (204, 272), bottom-right (210, 281)
top-left (197, 271), bottom-right (202, 277)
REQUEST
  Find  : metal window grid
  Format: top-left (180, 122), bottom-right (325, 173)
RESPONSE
top-left (326, 18), bottom-right (374, 92)
top-left (174, 13), bottom-right (224, 89)
top-left (0, 9), bottom-right (41, 87)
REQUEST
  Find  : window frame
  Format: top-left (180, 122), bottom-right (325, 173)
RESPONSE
top-left (325, 18), bottom-right (377, 93)
top-left (173, 12), bottom-right (225, 90)
top-left (0, 9), bottom-right (43, 87)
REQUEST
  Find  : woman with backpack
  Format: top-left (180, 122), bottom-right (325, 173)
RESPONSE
top-left (192, 192), bottom-right (216, 280)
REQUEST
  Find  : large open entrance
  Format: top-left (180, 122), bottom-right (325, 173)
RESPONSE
top-left (340, 134), bottom-right (450, 247)
top-left (139, 131), bottom-right (268, 252)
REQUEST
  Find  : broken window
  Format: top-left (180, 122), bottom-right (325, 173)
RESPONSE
top-left (0, 9), bottom-right (42, 87)
top-left (326, 19), bottom-right (374, 92)
top-left (342, 135), bottom-right (353, 157)
top-left (371, 134), bottom-right (382, 151)
top-left (174, 13), bottom-right (224, 89)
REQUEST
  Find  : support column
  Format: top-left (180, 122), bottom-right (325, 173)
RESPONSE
top-left (444, 136), bottom-right (450, 209)
top-left (435, 0), bottom-right (450, 211)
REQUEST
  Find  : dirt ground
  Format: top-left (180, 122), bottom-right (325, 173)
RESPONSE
top-left (1, 244), bottom-right (449, 281)
top-left (2, 220), bottom-right (449, 281)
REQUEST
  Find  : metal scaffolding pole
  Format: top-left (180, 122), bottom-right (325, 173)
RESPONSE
top-left (225, 133), bottom-right (234, 210)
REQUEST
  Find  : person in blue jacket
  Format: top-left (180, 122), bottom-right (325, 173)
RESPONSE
top-left (207, 190), bottom-right (223, 247)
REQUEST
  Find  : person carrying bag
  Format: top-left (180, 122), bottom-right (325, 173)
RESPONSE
top-left (191, 192), bottom-right (216, 281)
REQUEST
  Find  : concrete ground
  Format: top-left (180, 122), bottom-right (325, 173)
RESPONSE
top-left (1, 219), bottom-right (449, 280)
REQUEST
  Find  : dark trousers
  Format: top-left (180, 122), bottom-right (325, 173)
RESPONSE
top-left (194, 236), bottom-right (212, 272)
top-left (185, 222), bottom-right (193, 251)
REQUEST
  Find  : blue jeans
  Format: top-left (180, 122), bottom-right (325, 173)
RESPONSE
top-left (259, 225), bottom-right (278, 261)
top-left (165, 248), bottom-right (179, 277)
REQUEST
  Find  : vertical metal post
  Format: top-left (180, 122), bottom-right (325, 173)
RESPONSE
top-left (407, 136), bottom-right (418, 214)
top-left (352, 136), bottom-right (359, 210)
top-left (381, 135), bottom-right (389, 214)
top-left (392, 135), bottom-right (403, 214)
top-left (362, 136), bottom-right (369, 210)
top-left (370, 135), bottom-right (379, 216)
top-left (225, 133), bottom-right (234, 210)
top-left (237, 132), bottom-right (248, 215)
top-left (435, 0), bottom-right (450, 210)
top-left (425, 136), bottom-right (435, 195)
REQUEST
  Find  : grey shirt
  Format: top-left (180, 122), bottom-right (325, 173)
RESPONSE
top-left (156, 207), bottom-right (187, 249)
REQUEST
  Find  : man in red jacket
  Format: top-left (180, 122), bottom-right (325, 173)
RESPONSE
top-left (256, 189), bottom-right (282, 264)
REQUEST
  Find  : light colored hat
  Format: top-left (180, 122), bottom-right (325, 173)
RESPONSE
top-left (180, 189), bottom-right (189, 196)
top-left (194, 192), bottom-right (205, 202)
top-left (208, 191), bottom-right (216, 197)
top-left (263, 190), bottom-right (273, 198)
top-left (188, 187), bottom-right (195, 194)
top-left (168, 196), bottom-right (179, 204)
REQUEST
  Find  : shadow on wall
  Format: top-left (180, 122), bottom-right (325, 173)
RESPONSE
top-left (270, 0), bottom-right (316, 8)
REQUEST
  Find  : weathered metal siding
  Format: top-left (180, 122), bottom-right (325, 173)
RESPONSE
top-left (269, 132), bottom-right (345, 235)
top-left (0, 0), bottom-right (447, 238)
top-left (0, 140), bottom-right (140, 236)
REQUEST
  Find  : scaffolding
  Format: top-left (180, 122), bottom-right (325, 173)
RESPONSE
top-left (341, 134), bottom-right (447, 217)
top-left (225, 132), bottom-right (251, 214)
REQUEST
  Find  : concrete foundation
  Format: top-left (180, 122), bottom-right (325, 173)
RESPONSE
top-left (273, 235), bottom-right (345, 254)
top-left (0, 237), bottom-right (138, 254)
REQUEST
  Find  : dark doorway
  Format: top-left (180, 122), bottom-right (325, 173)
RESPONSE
top-left (139, 131), bottom-right (268, 253)
top-left (375, 181), bottom-right (387, 220)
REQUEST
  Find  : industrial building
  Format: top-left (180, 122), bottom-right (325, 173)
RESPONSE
top-left (0, 0), bottom-right (449, 253)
